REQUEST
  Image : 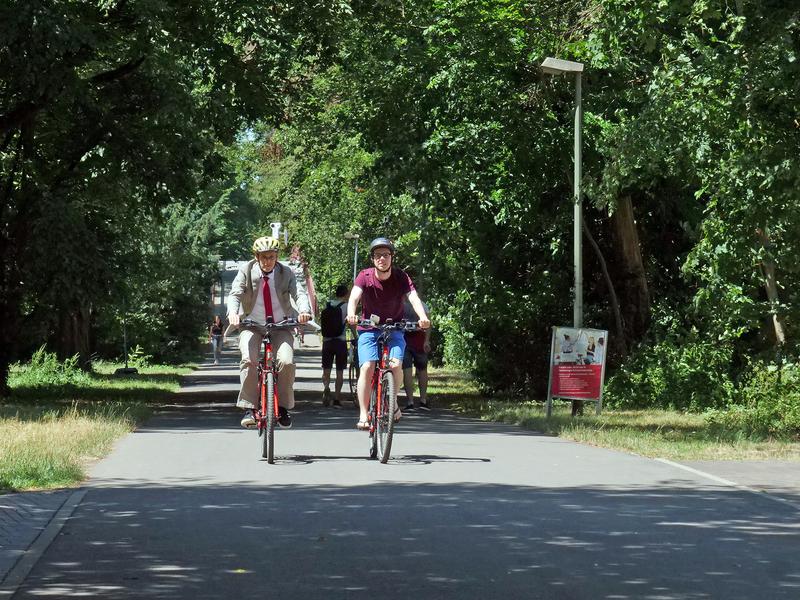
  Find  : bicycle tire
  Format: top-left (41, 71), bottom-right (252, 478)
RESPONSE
top-left (349, 363), bottom-right (358, 406)
top-left (263, 372), bottom-right (276, 463)
top-left (368, 385), bottom-right (378, 459)
top-left (376, 370), bottom-right (396, 464)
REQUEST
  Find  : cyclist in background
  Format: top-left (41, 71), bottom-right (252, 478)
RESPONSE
top-left (227, 236), bottom-right (312, 429)
top-left (346, 238), bottom-right (430, 430)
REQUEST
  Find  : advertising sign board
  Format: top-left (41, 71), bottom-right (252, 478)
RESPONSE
top-left (546, 326), bottom-right (608, 417)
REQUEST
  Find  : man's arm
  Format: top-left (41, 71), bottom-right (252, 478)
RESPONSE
top-left (287, 266), bottom-right (312, 323)
top-left (346, 286), bottom-right (363, 325)
top-left (226, 267), bottom-right (247, 326)
top-left (406, 290), bottom-right (431, 329)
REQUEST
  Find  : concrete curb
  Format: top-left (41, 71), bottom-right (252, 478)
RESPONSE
top-left (0, 489), bottom-right (86, 598)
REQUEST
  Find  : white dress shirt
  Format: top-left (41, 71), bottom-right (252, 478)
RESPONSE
top-left (245, 271), bottom-right (286, 324)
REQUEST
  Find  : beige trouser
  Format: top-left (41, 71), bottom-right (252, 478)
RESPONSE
top-left (236, 329), bottom-right (296, 410)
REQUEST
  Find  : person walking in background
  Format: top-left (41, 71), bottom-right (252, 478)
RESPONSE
top-left (227, 235), bottom-right (312, 429)
top-left (320, 284), bottom-right (350, 408)
top-left (402, 298), bottom-right (431, 411)
top-left (289, 245), bottom-right (317, 345)
top-left (209, 315), bottom-right (224, 365)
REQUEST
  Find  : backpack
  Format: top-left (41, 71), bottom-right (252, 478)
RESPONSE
top-left (320, 301), bottom-right (346, 338)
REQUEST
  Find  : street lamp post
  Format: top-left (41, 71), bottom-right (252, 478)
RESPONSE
top-left (541, 57), bottom-right (584, 329)
top-left (343, 232), bottom-right (360, 281)
top-left (114, 296), bottom-right (138, 376)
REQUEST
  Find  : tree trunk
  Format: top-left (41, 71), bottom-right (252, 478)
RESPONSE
top-left (610, 195), bottom-right (650, 344)
top-left (57, 304), bottom-right (93, 369)
top-left (583, 221), bottom-right (628, 357)
top-left (756, 228), bottom-right (786, 346)
top-left (0, 135), bottom-right (33, 395)
top-left (0, 241), bottom-right (26, 395)
top-left (0, 296), bottom-right (18, 396)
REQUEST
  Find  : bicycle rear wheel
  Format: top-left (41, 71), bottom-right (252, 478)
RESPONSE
top-left (376, 370), bottom-right (396, 464)
top-left (263, 372), bottom-right (276, 463)
top-left (368, 385), bottom-right (378, 459)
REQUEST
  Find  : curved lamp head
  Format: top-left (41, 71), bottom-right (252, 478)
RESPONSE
top-left (541, 57), bottom-right (584, 75)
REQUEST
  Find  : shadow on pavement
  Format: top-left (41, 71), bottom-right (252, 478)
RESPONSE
top-left (137, 404), bottom-right (551, 438)
top-left (13, 481), bottom-right (800, 599)
top-left (282, 454), bottom-right (493, 465)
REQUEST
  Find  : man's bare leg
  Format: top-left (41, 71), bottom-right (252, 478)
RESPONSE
top-left (357, 361), bottom-right (375, 425)
top-left (403, 367), bottom-right (415, 409)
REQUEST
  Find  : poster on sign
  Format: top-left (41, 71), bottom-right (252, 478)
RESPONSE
top-left (546, 326), bottom-right (608, 416)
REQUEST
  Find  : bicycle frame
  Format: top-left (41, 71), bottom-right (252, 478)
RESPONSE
top-left (256, 333), bottom-right (279, 428)
top-left (369, 334), bottom-right (392, 432)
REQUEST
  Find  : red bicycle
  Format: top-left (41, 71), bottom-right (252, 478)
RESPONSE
top-left (357, 319), bottom-right (421, 463)
top-left (240, 317), bottom-right (297, 464)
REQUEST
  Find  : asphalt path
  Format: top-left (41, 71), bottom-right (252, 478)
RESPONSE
top-left (11, 344), bottom-right (800, 599)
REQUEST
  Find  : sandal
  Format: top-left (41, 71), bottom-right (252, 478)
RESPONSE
top-left (394, 407), bottom-right (402, 423)
top-left (356, 420), bottom-right (369, 430)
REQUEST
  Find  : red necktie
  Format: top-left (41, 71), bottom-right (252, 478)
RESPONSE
top-left (261, 274), bottom-right (274, 322)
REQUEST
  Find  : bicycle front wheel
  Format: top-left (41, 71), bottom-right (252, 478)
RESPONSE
top-left (376, 370), bottom-right (396, 464)
top-left (263, 372), bottom-right (276, 463)
top-left (368, 385), bottom-right (378, 460)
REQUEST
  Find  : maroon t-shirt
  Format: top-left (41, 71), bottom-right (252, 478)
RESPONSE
top-left (354, 267), bottom-right (414, 325)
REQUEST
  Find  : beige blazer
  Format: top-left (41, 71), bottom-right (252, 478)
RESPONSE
top-left (227, 260), bottom-right (311, 319)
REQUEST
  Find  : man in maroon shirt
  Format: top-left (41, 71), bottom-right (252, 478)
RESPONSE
top-left (346, 238), bottom-right (430, 429)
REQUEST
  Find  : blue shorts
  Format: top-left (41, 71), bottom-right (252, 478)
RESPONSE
top-left (357, 330), bottom-right (406, 366)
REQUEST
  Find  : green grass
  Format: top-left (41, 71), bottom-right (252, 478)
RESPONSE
top-left (0, 402), bottom-right (151, 491)
top-left (9, 358), bottom-right (194, 403)
top-left (428, 367), bottom-right (800, 462)
top-left (1, 358), bottom-right (194, 492)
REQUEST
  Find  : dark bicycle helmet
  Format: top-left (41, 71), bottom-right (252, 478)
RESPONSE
top-left (369, 237), bottom-right (395, 256)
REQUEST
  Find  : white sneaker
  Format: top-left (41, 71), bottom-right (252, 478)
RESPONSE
top-left (240, 410), bottom-right (256, 428)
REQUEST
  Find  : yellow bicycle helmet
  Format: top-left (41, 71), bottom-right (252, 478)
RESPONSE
top-left (252, 236), bottom-right (280, 254)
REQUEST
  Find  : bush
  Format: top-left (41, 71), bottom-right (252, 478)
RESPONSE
top-left (9, 346), bottom-right (93, 389)
top-left (126, 345), bottom-right (153, 369)
top-left (605, 336), bottom-right (736, 411)
top-left (437, 278), bottom-right (567, 399)
top-left (705, 363), bottom-right (800, 439)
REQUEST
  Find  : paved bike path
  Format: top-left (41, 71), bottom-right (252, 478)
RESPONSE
top-left (3, 340), bottom-right (799, 598)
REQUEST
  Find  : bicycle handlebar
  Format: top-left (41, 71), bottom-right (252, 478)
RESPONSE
top-left (239, 318), bottom-right (299, 332)
top-left (356, 319), bottom-right (422, 332)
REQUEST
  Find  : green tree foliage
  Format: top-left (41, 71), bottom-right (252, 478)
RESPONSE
top-left (5, 0), bottom-right (798, 431)
top-left (240, 0), bottom-right (589, 390)
top-left (586, 0), bottom-right (800, 339)
top-left (582, 1), bottom-right (800, 419)
top-left (0, 0), bottom-right (350, 391)
top-left (231, 0), bottom-right (799, 430)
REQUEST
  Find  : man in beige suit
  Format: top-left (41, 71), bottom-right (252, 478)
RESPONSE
top-left (227, 236), bottom-right (312, 428)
